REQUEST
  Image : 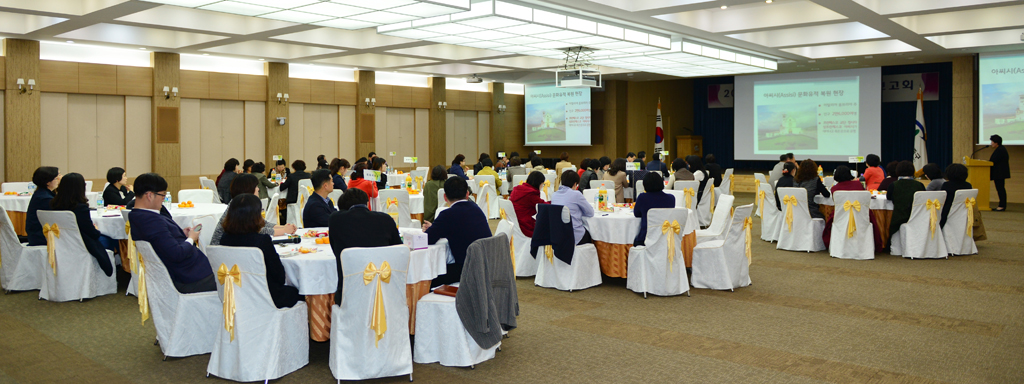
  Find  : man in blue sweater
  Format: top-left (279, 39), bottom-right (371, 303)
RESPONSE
top-left (129, 173), bottom-right (215, 293)
top-left (422, 177), bottom-right (491, 287)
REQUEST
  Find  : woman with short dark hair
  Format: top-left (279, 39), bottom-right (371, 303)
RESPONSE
top-left (51, 173), bottom-right (113, 277)
top-left (103, 167), bottom-right (135, 206)
top-left (371, 157), bottom-right (388, 191)
top-left (423, 165), bottom-right (448, 222)
top-left (940, 163), bottom-right (973, 227)
top-left (863, 154), bottom-right (884, 190)
top-left (887, 160), bottom-right (926, 237)
top-left (794, 159), bottom-right (830, 219)
top-left (329, 158), bottom-right (350, 192)
top-left (632, 172), bottom-right (676, 246)
top-left (509, 171), bottom-right (550, 237)
top-left (27, 167), bottom-right (61, 246)
top-left (251, 162), bottom-right (279, 200)
top-left (243, 159), bottom-right (255, 174)
top-left (212, 173), bottom-right (296, 245)
top-left (216, 158), bottom-right (242, 204)
top-left (219, 194), bottom-right (302, 309)
top-left (601, 158), bottom-right (628, 203)
top-left (449, 154), bottom-right (468, 180)
top-left (554, 152), bottom-right (573, 186)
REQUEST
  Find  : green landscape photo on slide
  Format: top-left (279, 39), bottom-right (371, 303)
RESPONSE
top-left (981, 82), bottom-right (1024, 141)
top-left (526, 101), bottom-right (567, 142)
top-left (757, 103), bottom-right (819, 151)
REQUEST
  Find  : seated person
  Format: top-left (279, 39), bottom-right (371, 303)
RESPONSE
top-left (862, 154), bottom-right (885, 190)
top-left (794, 159), bottom-right (830, 219)
top-left (218, 194), bottom-right (302, 309)
top-left (940, 163), bottom-right (972, 228)
top-left (303, 169), bottom-right (337, 228)
top-left (102, 167), bottom-right (135, 206)
top-left (646, 152), bottom-right (669, 174)
top-left (602, 158), bottom-right (628, 203)
top-left (27, 167), bottom-right (61, 246)
top-left (129, 173), bottom-right (215, 293)
top-left (475, 158), bottom-right (503, 189)
top-left (423, 177), bottom-right (492, 287)
top-left (774, 162), bottom-right (797, 211)
top-left (579, 159), bottom-right (599, 192)
top-left (347, 162), bottom-right (379, 200)
top-left (210, 173), bottom-right (296, 245)
top-left (509, 171), bottom-right (550, 237)
top-left (328, 188), bottom-right (402, 304)
top-left (449, 154), bottom-right (469, 180)
top-left (633, 172), bottom-right (676, 246)
top-left (887, 161), bottom-right (926, 237)
top-left (279, 160), bottom-right (311, 205)
top-left (251, 162), bottom-right (278, 200)
top-left (704, 154), bottom-right (723, 187)
top-left (669, 158), bottom-right (694, 185)
top-left (330, 158), bottom-right (350, 192)
top-left (371, 158), bottom-right (388, 191)
top-left (550, 170), bottom-right (595, 245)
top-left (823, 166), bottom-right (881, 250)
top-left (922, 163), bottom-right (945, 191)
top-left (422, 165), bottom-right (447, 222)
top-left (216, 159), bottom-right (241, 204)
top-left (530, 156), bottom-right (546, 172)
top-left (876, 161), bottom-right (899, 192)
top-left (50, 173), bottom-right (113, 277)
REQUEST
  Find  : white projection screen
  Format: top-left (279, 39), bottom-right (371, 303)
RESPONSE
top-left (734, 68), bottom-right (882, 161)
top-left (979, 51), bottom-right (1024, 145)
top-left (524, 85), bottom-right (592, 146)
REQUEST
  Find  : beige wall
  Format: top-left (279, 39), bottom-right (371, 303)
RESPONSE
top-left (0, 91), bottom-right (4, 183)
top-left (445, 109), bottom-right (490, 166)
top-left (289, 103), bottom-right (345, 167)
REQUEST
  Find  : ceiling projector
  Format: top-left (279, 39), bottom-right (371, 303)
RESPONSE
top-left (467, 75), bottom-right (483, 83)
top-left (556, 68), bottom-right (602, 88)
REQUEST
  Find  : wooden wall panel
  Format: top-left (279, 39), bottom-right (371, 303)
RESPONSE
top-left (244, 101), bottom-right (266, 163)
top-left (445, 90), bottom-right (460, 110)
top-left (199, 100), bottom-right (224, 175)
top-left (39, 60), bottom-right (79, 93)
top-left (4, 39), bottom-right (41, 181)
top-left (288, 103), bottom-right (304, 163)
top-left (96, 95), bottom-right (126, 179)
top-left (0, 57), bottom-right (5, 90)
top-left (951, 56), bottom-right (974, 164)
top-left (117, 66), bottom-right (152, 96)
top-left (335, 82), bottom-right (357, 105)
top-left (393, 86), bottom-right (411, 108)
top-left (265, 62), bottom-right (289, 166)
top-left (489, 82), bottom-right (504, 155)
top-left (475, 92), bottom-right (491, 111)
top-left (310, 80), bottom-right (335, 105)
top-left (125, 96), bottom-right (152, 176)
top-left (375, 107), bottom-right (388, 162)
top-left (303, 104), bottom-right (322, 161)
top-left (67, 94), bottom-right (100, 178)
top-left (179, 98), bottom-right (202, 175)
top-left (355, 71), bottom-right (375, 156)
top-left (429, 77), bottom-right (446, 167)
top-left (321, 104), bottom-right (338, 159)
top-left (339, 105), bottom-right (356, 161)
top-left (40, 93), bottom-right (69, 170)
top-left (411, 87), bottom-right (430, 109)
top-left (179, 70), bottom-right (209, 99)
top-left (78, 63), bottom-right (117, 95)
top-left (209, 72), bottom-right (239, 100)
top-left (375, 84), bottom-right (393, 107)
top-left (0, 92), bottom-right (4, 181)
top-left (238, 74), bottom-right (266, 101)
top-left (289, 78), bottom-right (311, 104)
top-left (445, 109), bottom-right (455, 162)
top-left (414, 108), bottom-right (429, 165)
top-left (221, 100), bottom-right (246, 163)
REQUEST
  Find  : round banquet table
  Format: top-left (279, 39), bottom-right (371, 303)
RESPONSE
top-left (90, 203), bottom-right (228, 240)
top-left (815, 195), bottom-right (893, 247)
top-left (277, 227), bottom-right (448, 341)
top-left (583, 207), bottom-right (698, 278)
top-left (1, 192), bottom-right (100, 236)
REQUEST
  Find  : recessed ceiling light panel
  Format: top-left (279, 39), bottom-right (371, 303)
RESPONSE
top-left (140, 0), bottom-right (469, 29)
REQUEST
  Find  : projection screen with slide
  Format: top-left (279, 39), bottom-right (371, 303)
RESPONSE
top-left (734, 67), bottom-right (882, 161)
top-left (524, 85), bottom-right (592, 146)
top-left (979, 51), bottom-right (1024, 145)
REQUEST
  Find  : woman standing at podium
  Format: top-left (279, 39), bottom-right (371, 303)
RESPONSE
top-left (989, 134), bottom-right (1009, 211)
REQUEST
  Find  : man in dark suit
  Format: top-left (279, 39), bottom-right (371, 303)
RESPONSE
top-left (129, 173), bottom-right (215, 294)
top-left (422, 177), bottom-right (492, 287)
top-left (302, 169), bottom-right (336, 228)
top-left (328, 188), bottom-right (402, 305)
top-left (989, 134), bottom-right (1010, 211)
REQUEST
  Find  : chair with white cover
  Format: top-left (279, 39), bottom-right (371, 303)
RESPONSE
top-left (691, 204), bottom-right (754, 291)
top-left (757, 183), bottom-right (782, 242)
top-left (823, 176), bottom-right (835, 189)
top-left (178, 189), bottom-right (215, 205)
top-left (0, 205), bottom-right (46, 292)
top-left (673, 181), bottom-right (699, 210)
top-left (752, 173), bottom-right (767, 217)
top-left (199, 177), bottom-right (221, 203)
top-left (327, 190), bottom-right (342, 208)
top-left (890, 191), bottom-right (948, 259)
top-left (85, 181), bottom-right (93, 193)
top-left (942, 189), bottom-right (979, 256)
top-left (532, 205), bottom-right (602, 291)
top-left (635, 180), bottom-right (646, 196)
top-left (377, 189), bottom-right (419, 229)
top-left (696, 194), bottom-right (735, 244)
top-left (1, 182), bottom-right (32, 194)
top-left (542, 173), bottom-right (556, 200)
top-left (474, 175), bottom-right (500, 219)
top-left (36, 211), bottom-right (117, 301)
top-left (286, 184), bottom-right (313, 228)
top-left (330, 245), bottom-right (412, 381)
top-left (715, 168), bottom-right (734, 200)
top-left (191, 214), bottom-right (220, 254)
top-left (437, 188), bottom-right (447, 208)
top-left (511, 175), bottom-right (528, 189)
top-left (410, 169), bottom-right (427, 189)
top-left (205, 246), bottom-right (309, 382)
top-left (135, 241), bottom-right (221, 358)
top-left (774, 188), bottom-right (826, 252)
top-left (696, 181), bottom-right (715, 227)
top-left (495, 199), bottom-right (536, 277)
top-left (829, 191), bottom-right (874, 260)
top-left (121, 210), bottom-right (138, 297)
top-left (264, 193), bottom-right (281, 225)
top-left (626, 208), bottom-right (690, 297)
top-left (590, 180), bottom-right (614, 190)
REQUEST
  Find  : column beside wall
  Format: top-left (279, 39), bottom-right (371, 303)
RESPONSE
top-left (355, 70), bottom-right (375, 158)
top-left (428, 77), bottom-right (446, 167)
top-left (265, 62), bottom-right (289, 168)
top-left (3, 39), bottom-right (41, 182)
top-left (951, 56), bottom-right (974, 163)
top-left (489, 82), bottom-right (505, 157)
top-left (151, 52), bottom-right (181, 194)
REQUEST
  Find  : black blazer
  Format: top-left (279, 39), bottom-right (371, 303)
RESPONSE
top-left (939, 180), bottom-right (972, 228)
top-left (60, 203), bottom-right (113, 276)
top-left (426, 200), bottom-right (492, 266)
top-left (332, 174), bottom-right (348, 192)
top-left (302, 193), bottom-right (336, 228)
top-left (102, 184), bottom-right (135, 206)
top-left (219, 232), bottom-right (301, 309)
top-left (328, 205), bottom-right (402, 304)
top-left (280, 171), bottom-right (311, 204)
top-left (705, 163), bottom-right (724, 187)
top-left (774, 175), bottom-right (795, 211)
top-left (990, 145), bottom-right (1010, 180)
top-left (26, 188), bottom-right (54, 246)
top-left (129, 209), bottom-right (213, 285)
top-left (530, 204), bottom-right (576, 264)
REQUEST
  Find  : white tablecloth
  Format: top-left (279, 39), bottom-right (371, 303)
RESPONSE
top-left (815, 195), bottom-right (893, 210)
top-left (90, 203), bottom-right (227, 240)
top-left (387, 173), bottom-right (404, 187)
top-left (278, 227), bottom-right (448, 295)
top-left (410, 194), bottom-right (424, 214)
top-left (584, 208), bottom-right (698, 245)
top-left (0, 192), bottom-right (100, 212)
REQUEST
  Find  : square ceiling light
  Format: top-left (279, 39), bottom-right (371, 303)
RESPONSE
top-left (376, 0), bottom-right (671, 59)
top-left (140, 0), bottom-right (470, 29)
top-left (590, 41), bottom-right (777, 78)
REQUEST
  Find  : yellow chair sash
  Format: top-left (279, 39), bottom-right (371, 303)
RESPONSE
top-left (415, 176), bottom-right (423, 190)
top-left (683, 188), bottom-right (695, 209)
top-left (728, 174), bottom-right (734, 195)
top-left (499, 208), bottom-right (516, 266)
top-left (545, 245), bottom-right (554, 264)
top-left (478, 181), bottom-right (491, 214)
top-left (661, 220), bottom-right (680, 271)
top-left (543, 180), bottom-right (551, 196)
top-left (217, 264), bottom-right (241, 342)
top-left (964, 197), bottom-right (975, 236)
top-left (363, 261), bottom-right (392, 347)
top-left (743, 217), bottom-right (753, 265)
top-left (43, 223), bottom-right (60, 275)
top-left (753, 179), bottom-right (761, 199)
top-left (385, 197), bottom-right (400, 226)
top-left (843, 200), bottom-right (861, 238)
top-left (782, 195), bottom-right (798, 233)
top-left (756, 190), bottom-right (766, 218)
top-left (126, 222), bottom-right (149, 325)
top-left (709, 185), bottom-right (716, 213)
top-left (925, 199), bottom-right (941, 239)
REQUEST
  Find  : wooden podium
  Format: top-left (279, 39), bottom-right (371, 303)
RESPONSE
top-left (676, 135), bottom-right (703, 159)
top-left (965, 157), bottom-right (993, 211)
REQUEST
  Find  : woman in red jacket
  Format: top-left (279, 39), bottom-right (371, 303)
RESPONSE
top-left (347, 162), bottom-right (378, 201)
top-left (509, 171), bottom-right (549, 237)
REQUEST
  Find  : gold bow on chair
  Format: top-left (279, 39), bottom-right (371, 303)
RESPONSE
top-left (518, 180), bottom-right (525, 186)
top-left (415, 176), bottom-right (423, 190)
top-left (499, 209), bottom-right (515, 266)
top-left (43, 223), bottom-right (60, 275)
top-left (709, 186), bottom-right (716, 213)
top-left (728, 174), bottom-right (734, 195)
top-left (545, 245), bottom-right (554, 264)
top-left (363, 261), bottom-right (392, 347)
top-left (683, 188), bottom-right (695, 209)
top-left (743, 217), bottom-right (753, 265)
top-left (925, 199), bottom-right (941, 239)
top-left (754, 179), bottom-right (761, 198)
top-left (478, 180), bottom-right (492, 213)
top-left (543, 180), bottom-right (551, 195)
top-left (126, 222), bottom-right (149, 324)
top-left (217, 264), bottom-right (241, 342)
top-left (964, 197), bottom-right (975, 236)
top-left (782, 195), bottom-right (798, 232)
top-left (756, 190), bottom-right (766, 218)
top-left (385, 197), bottom-right (400, 226)
top-left (843, 200), bottom-right (861, 238)
top-left (661, 220), bottom-right (681, 271)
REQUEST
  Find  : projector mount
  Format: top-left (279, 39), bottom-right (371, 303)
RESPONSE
top-left (560, 46), bottom-right (595, 70)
